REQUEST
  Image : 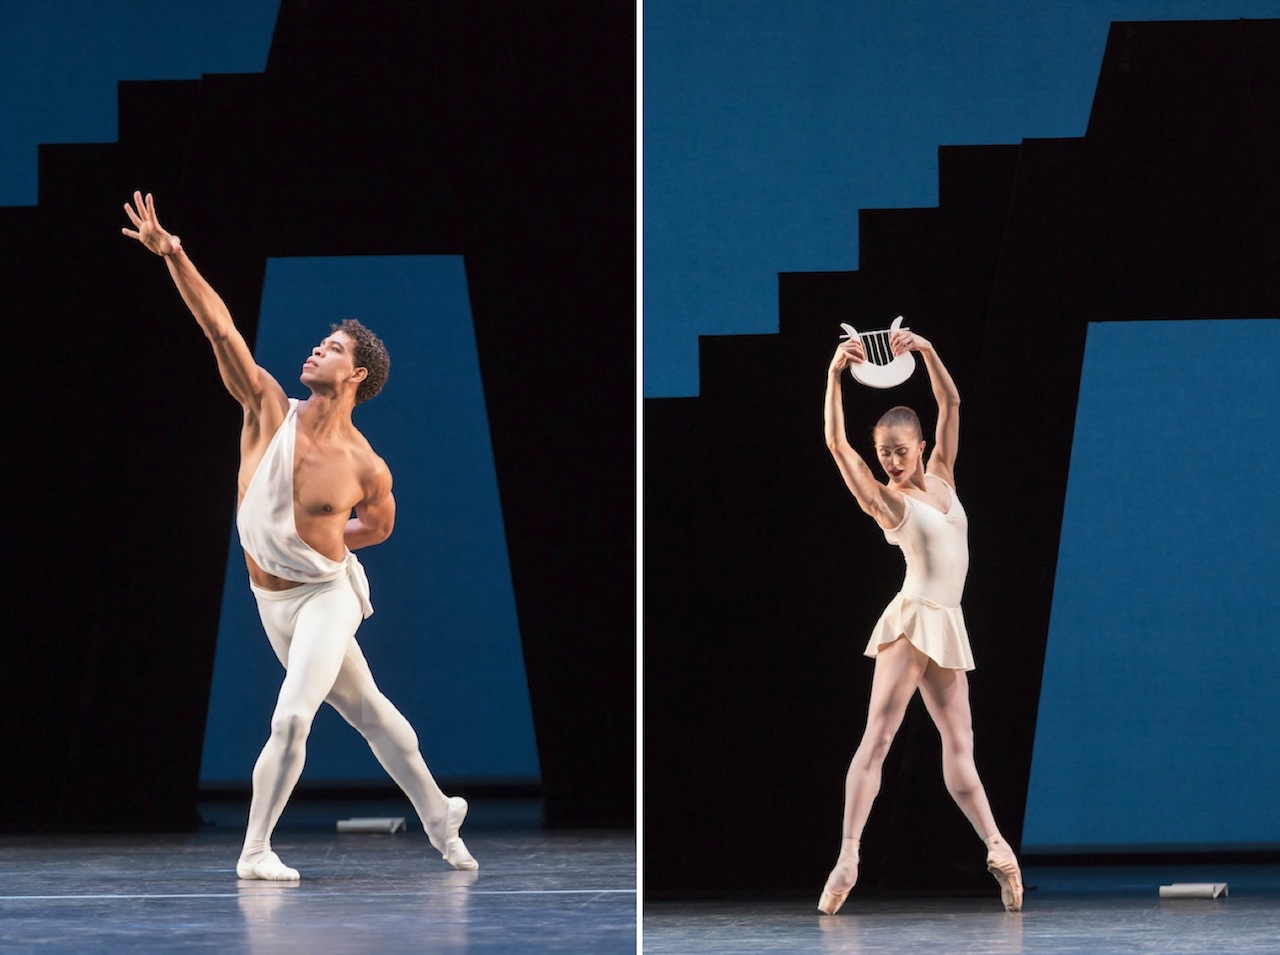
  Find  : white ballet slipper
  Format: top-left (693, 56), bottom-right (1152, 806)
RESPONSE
top-left (236, 851), bottom-right (301, 882)
top-left (429, 796), bottom-right (479, 871)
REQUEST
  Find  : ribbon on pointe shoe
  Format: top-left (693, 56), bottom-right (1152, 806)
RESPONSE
top-left (817, 839), bottom-right (860, 916)
top-left (985, 835), bottom-right (1023, 912)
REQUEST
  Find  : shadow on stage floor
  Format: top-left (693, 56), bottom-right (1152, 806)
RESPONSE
top-left (0, 798), bottom-right (635, 954)
top-left (643, 864), bottom-right (1280, 954)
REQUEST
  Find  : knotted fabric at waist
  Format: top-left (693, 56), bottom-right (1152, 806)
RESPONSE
top-left (248, 551), bottom-right (374, 619)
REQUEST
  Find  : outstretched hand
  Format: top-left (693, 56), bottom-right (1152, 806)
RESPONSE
top-left (121, 191), bottom-right (181, 256)
top-left (890, 329), bottom-right (933, 356)
top-left (829, 338), bottom-right (866, 375)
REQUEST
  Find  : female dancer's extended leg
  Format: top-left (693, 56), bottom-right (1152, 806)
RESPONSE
top-left (917, 664), bottom-right (1023, 911)
top-left (818, 635), bottom-right (929, 915)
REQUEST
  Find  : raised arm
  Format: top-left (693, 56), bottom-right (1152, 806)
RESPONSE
top-left (345, 458), bottom-right (396, 549)
top-left (825, 340), bottom-right (905, 529)
top-left (891, 329), bottom-right (960, 484)
top-left (122, 192), bottom-right (280, 412)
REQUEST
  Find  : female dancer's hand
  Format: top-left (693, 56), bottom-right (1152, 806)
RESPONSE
top-left (889, 329), bottom-right (933, 356)
top-left (829, 338), bottom-right (866, 375)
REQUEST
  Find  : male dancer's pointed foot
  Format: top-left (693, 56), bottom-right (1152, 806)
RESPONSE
top-left (236, 850), bottom-right (301, 882)
top-left (985, 835), bottom-right (1023, 912)
top-left (817, 839), bottom-right (859, 915)
top-left (429, 796), bottom-right (479, 870)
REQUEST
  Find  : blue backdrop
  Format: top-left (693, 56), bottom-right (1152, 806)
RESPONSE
top-left (0, 1), bottom-right (278, 205)
top-left (646, 1), bottom-right (1280, 852)
top-left (644, 0), bottom-right (1280, 398)
top-left (2, 1), bottom-right (538, 787)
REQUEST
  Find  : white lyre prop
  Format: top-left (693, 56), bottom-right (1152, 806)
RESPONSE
top-left (838, 315), bottom-right (916, 389)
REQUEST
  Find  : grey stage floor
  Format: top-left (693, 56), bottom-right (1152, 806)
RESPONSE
top-left (0, 798), bottom-right (635, 954)
top-left (643, 864), bottom-right (1280, 954)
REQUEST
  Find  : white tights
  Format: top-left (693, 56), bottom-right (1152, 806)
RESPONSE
top-left (237, 577), bottom-right (468, 880)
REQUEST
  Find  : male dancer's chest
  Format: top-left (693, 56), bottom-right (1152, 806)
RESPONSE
top-left (292, 431), bottom-right (364, 522)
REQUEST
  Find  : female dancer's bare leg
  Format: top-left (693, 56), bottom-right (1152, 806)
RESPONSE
top-left (819, 636), bottom-right (929, 914)
top-left (918, 664), bottom-right (1023, 911)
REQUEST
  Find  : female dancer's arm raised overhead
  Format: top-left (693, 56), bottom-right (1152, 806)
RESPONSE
top-left (825, 328), bottom-right (958, 514)
top-left (818, 328), bottom-right (1023, 916)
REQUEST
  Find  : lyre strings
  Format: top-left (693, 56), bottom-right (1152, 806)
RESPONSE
top-left (858, 329), bottom-right (895, 366)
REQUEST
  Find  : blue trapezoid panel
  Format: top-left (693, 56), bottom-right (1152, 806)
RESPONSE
top-left (201, 254), bottom-right (539, 785)
top-left (1024, 318), bottom-right (1280, 850)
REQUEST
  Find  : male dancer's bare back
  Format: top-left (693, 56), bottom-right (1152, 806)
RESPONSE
top-left (123, 191), bottom-right (477, 880)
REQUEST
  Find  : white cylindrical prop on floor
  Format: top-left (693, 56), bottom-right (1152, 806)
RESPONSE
top-left (1158, 883), bottom-right (1228, 899)
top-left (337, 817), bottom-right (407, 833)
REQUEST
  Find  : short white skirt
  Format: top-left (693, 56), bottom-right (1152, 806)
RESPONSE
top-left (864, 591), bottom-right (975, 671)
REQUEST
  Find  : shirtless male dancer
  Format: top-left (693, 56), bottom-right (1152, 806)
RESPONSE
top-left (122, 191), bottom-right (477, 881)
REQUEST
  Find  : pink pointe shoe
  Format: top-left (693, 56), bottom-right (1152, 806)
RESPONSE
top-left (817, 839), bottom-right (859, 915)
top-left (985, 835), bottom-right (1023, 912)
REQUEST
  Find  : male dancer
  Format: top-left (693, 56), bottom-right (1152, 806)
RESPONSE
top-left (122, 192), bottom-right (477, 880)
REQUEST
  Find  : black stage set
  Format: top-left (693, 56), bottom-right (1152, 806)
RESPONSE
top-left (2, 1), bottom-right (634, 953)
top-left (645, 16), bottom-right (1280, 955)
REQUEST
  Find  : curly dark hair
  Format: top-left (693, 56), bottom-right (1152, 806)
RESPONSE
top-left (331, 318), bottom-right (390, 404)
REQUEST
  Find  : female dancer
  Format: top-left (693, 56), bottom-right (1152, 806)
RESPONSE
top-left (818, 328), bottom-right (1022, 915)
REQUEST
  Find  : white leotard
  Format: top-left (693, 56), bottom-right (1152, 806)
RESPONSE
top-left (864, 472), bottom-right (974, 670)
